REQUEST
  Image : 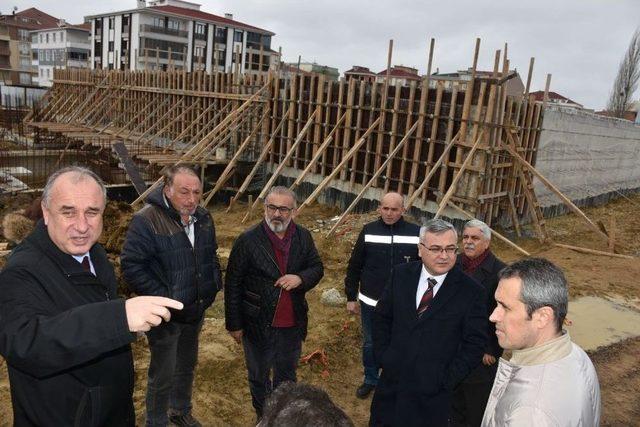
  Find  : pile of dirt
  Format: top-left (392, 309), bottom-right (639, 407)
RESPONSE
top-left (1, 194), bottom-right (640, 425)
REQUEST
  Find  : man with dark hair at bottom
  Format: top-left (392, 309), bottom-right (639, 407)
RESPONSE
top-left (370, 218), bottom-right (487, 426)
top-left (0, 166), bottom-right (182, 426)
top-left (121, 165), bottom-right (223, 427)
top-left (451, 219), bottom-right (506, 427)
top-left (257, 382), bottom-right (353, 427)
top-left (225, 186), bottom-right (324, 419)
top-left (344, 192), bottom-right (420, 399)
top-left (482, 258), bottom-right (601, 426)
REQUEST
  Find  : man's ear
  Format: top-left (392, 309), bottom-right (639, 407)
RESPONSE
top-left (532, 306), bottom-right (555, 330)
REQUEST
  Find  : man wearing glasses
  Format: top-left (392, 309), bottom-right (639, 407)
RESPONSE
top-left (344, 192), bottom-right (420, 399)
top-left (225, 186), bottom-right (324, 420)
top-left (370, 219), bottom-right (487, 426)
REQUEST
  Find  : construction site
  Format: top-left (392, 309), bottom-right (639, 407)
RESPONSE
top-left (1, 36), bottom-right (640, 425)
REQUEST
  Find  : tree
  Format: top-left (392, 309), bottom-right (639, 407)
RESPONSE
top-left (607, 28), bottom-right (640, 118)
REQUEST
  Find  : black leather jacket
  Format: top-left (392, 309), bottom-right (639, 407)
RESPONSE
top-left (224, 221), bottom-right (324, 341)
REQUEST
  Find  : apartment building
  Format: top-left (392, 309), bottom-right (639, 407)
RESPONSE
top-left (85, 0), bottom-right (277, 74)
top-left (0, 8), bottom-right (59, 85)
top-left (31, 22), bottom-right (91, 87)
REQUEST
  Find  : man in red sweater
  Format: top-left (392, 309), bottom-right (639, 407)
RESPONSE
top-left (225, 186), bottom-right (324, 419)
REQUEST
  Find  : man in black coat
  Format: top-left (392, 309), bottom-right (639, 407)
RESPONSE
top-left (370, 219), bottom-right (487, 427)
top-left (121, 165), bottom-right (222, 427)
top-left (225, 186), bottom-right (324, 418)
top-left (345, 192), bottom-right (420, 399)
top-left (0, 167), bottom-right (182, 426)
top-left (451, 219), bottom-right (506, 427)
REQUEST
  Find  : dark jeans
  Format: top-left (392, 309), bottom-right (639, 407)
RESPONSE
top-left (361, 301), bottom-right (379, 386)
top-left (242, 327), bottom-right (302, 417)
top-left (450, 365), bottom-right (497, 427)
top-left (145, 319), bottom-right (203, 427)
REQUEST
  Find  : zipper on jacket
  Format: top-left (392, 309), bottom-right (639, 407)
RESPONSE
top-left (258, 242), bottom-right (286, 326)
top-left (271, 287), bottom-right (284, 326)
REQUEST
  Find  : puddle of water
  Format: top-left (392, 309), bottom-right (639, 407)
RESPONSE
top-left (566, 296), bottom-right (640, 351)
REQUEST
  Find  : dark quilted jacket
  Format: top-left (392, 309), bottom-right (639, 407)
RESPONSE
top-left (121, 185), bottom-right (222, 323)
top-left (224, 221), bottom-right (324, 341)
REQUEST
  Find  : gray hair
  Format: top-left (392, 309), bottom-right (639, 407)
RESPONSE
top-left (464, 219), bottom-right (491, 240)
top-left (420, 218), bottom-right (458, 241)
top-left (498, 257), bottom-right (568, 333)
top-left (41, 166), bottom-right (106, 208)
top-left (265, 186), bottom-right (297, 208)
top-left (163, 164), bottom-right (200, 187)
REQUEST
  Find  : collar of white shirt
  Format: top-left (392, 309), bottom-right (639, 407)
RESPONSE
top-left (72, 252), bottom-right (95, 275)
top-left (415, 265), bottom-right (448, 309)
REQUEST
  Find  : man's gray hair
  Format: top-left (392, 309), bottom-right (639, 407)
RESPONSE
top-left (420, 218), bottom-right (458, 241)
top-left (265, 186), bottom-right (297, 208)
top-left (498, 257), bottom-right (568, 333)
top-left (162, 164), bottom-right (200, 187)
top-left (464, 219), bottom-right (491, 240)
top-left (41, 166), bottom-right (106, 208)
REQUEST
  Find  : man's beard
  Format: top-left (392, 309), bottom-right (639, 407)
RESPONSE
top-left (266, 215), bottom-right (291, 233)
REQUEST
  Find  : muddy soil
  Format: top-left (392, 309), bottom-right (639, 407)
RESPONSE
top-left (1, 193), bottom-right (640, 426)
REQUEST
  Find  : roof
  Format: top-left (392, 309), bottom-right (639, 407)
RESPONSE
top-left (345, 66), bottom-right (376, 76)
top-left (31, 22), bottom-right (91, 33)
top-left (0, 7), bottom-right (59, 30)
top-left (530, 90), bottom-right (582, 106)
top-left (377, 67), bottom-right (421, 80)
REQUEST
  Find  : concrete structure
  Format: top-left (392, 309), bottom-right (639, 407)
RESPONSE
top-left (31, 22), bottom-right (91, 87)
top-left (376, 65), bottom-right (421, 86)
top-left (344, 66), bottom-right (376, 83)
top-left (534, 105), bottom-right (640, 215)
top-left (85, 0), bottom-right (276, 73)
top-left (431, 69), bottom-right (525, 98)
top-left (0, 8), bottom-right (59, 85)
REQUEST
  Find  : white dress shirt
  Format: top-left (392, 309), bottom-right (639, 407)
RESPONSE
top-left (72, 252), bottom-right (95, 275)
top-left (415, 265), bottom-right (448, 308)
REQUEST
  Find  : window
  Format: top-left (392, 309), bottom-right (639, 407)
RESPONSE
top-left (195, 23), bottom-right (206, 35)
top-left (60, 32), bottom-right (64, 43)
top-left (45, 50), bottom-right (50, 61)
top-left (108, 41), bottom-right (114, 51)
top-left (122, 15), bottom-right (129, 26)
top-left (109, 17), bottom-right (114, 29)
top-left (167, 19), bottom-right (180, 31)
top-left (153, 17), bottom-right (164, 28)
top-left (233, 30), bottom-right (243, 42)
top-left (39, 34), bottom-right (43, 43)
top-left (46, 33), bottom-right (49, 43)
top-left (38, 51), bottom-right (43, 61)
top-left (53, 33), bottom-right (56, 43)
top-left (46, 69), bottom-right (50, 78)
top-left (18, 29), bottom-right (29, 41)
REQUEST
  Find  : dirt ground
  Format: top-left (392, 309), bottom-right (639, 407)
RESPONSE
top-left (1, 192), bottom-right (640, 426)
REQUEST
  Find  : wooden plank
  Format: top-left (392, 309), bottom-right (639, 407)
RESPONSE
top-left (553, 243), bottom-right (634, 260)
top-left (112, 142), bottom-right (147, 195)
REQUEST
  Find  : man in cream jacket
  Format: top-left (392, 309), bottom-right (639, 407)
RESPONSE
top-left (481, 258), bottom-right (600, 427)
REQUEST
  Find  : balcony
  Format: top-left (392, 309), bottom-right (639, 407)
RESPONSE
top-left (140, 24), bottom-right (188, 39)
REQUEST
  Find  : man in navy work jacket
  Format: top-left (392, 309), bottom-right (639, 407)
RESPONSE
top-left (0, 166), bottom-right (182, 426)
top-left (370, 218), bottom-right (487, 426)
top-left (121, 164), bottom-right (222, 427)
top-left (344, 192), bottom-right (420, 399)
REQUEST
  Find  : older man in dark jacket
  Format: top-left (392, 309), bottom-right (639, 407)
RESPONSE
top-left (225, 186), bottom-right (324, 419)
top-left (0, 167), bottom-right (181, 426)
top-left (121, 165), bottom-right (222, 427)
top-left (451, 219), bottom-right (506, 427)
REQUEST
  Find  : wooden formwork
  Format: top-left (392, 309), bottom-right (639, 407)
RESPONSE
top-left (18, 48), bottom-right (546, 228)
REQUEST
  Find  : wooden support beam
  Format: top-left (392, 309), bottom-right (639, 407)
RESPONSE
top-left (241, 106), bottom-right (321, 222)
top-left (552, 243), bottom-right (634, 260)
top-left (327, 120), bottom-right (419, 237)
top-left (290, 112), bottom-right (347, 190)
top-left (446, 201), bottom-right (530, 256)
top-left (500, 135), bottom-right (609, 242)
top-left (296, 116), bottom-right (382, 216)
top-left (406, 132), bottom-right (460, 210)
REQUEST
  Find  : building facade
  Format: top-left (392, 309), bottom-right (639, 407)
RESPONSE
top-left (31, 22), bottom-right (90, 87)
top-left (376, 65), bottom-right (421, 86)
top-left (344, 66), bottom-right (376, 83)
top-left (85, 0), bottom-right (276, 74)
top-left (0, 8), bottom-right (59, 85)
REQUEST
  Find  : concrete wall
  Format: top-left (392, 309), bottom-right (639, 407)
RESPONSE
top-left (533, 105), bottom-right (640, 216)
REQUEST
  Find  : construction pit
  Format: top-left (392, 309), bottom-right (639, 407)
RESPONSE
top-left (0, 192), bottom-right (640, 426)
top-left (1, 39), bottom-right (640, 425)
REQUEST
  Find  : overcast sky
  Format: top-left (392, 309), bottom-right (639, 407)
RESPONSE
top-left (6, 0), bottom-right (639, 109)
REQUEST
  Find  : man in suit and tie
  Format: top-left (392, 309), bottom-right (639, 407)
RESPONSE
top-left (370, 218), bottom-right (487, 427)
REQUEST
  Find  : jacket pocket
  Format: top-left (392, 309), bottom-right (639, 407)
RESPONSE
top-left (242, 300), bottom-right (260, 318)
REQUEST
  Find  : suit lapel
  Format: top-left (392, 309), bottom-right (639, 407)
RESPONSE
top-left (402, 262), bottom-right (423, 321)
top-left (419, 266), bottom-right (463, 320)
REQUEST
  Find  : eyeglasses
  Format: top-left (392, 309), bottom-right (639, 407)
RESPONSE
top-left (265, 204), bottom-right (294, 214)
top-left (419, 243), bottom-right (458, 255)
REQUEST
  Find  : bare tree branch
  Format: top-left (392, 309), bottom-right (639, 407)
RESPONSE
top-left (607, 28), bottom-right (640, 118)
